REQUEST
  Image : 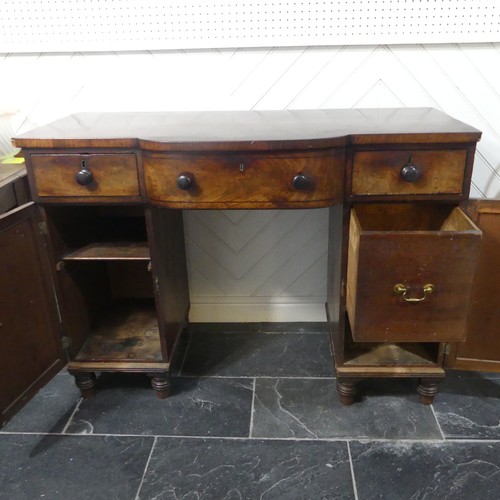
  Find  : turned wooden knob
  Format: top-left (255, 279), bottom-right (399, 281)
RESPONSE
top-left (400, 162), bottom-right (421, 182)
top-left (176, 173), bottom-right (193, 190)
top-left (292, 173), bottom-right (310, 190)
top-left (76, 160), bottom-right (93, 185)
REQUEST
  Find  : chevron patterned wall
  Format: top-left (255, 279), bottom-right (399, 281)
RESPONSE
top-left (1, 44), bottom-right (499, 321)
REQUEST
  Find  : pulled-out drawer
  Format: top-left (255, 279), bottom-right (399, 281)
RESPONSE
top-left (143, 150), bottom-right (343, 208)
top-left (351, 149), bottom-right (467, 196)
top-left (30, 153), bottom-right (140, 199)
top-left (346, 204), bottom-right (481, 342)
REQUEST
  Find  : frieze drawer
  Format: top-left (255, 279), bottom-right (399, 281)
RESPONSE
top-left (351, 149), bottom-right (468, 196)
top-left (29, 153), bottom-right (140, 200)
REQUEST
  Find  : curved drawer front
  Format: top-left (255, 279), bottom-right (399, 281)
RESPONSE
top-left (30, 153), bottom-right (140, 199)
top-left (351, 149), bottom-right (467, 196)
top-left (143, 151), bottom-right (343, 208)
top-left (346, 204), bottom-right (481, 343)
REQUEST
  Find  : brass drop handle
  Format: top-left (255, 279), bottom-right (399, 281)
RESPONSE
top-left (394, 283), bottom-right (435, 302)
top-left (76, 160), bottom-right (94, 185)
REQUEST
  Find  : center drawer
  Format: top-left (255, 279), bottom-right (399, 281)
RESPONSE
top-left (143, 151), bottom-right (343, 208)
top-left (346, 204), bottom-right (481, 343)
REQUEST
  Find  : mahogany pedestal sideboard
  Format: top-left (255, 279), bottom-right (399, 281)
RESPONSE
top-left (12, 108), bottom-right (497, 405)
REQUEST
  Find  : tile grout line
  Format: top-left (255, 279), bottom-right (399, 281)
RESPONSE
top-left (1, 430), bottom-right (499, 444)
top-left (347, 442), bottom-right (359, 500)
top-left (248, 378), bottom-right (257, 439)
top-left (188, 331), bottom-right (329, 335)
top-left (175, 375), bottom-right (337, 380)
top-left (135, 436), bottom-right (158, 500)
top-left (61, 397), bottom-right (83, 434)
top-left (430, 404), bottom-right (446, 441)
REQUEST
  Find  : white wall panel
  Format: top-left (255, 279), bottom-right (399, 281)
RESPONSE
top-left (1, 1), bottom-right (499, 52)
top-left (1, 44), bottom-right (499, 320)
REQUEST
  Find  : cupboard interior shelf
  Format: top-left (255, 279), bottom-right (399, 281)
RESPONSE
top-left (62, 242), bottom-right (150, 261)
top-left (74, 299), bottom-right (162, 363)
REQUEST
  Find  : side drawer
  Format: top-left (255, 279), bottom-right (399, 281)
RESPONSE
top-left (346, 204), bottom-right (481, 343)
top-left (143, 150), bottom-right (343, 208)
top-left (29, 153), bottom-right (140, 199)
top-left (351, 149), bottom-right (467, 196)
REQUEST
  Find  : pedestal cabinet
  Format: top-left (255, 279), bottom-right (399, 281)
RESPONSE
top-left (9, 108), bottom-right (500, 408)
top-left (29, 149), bottom-right (189, 398)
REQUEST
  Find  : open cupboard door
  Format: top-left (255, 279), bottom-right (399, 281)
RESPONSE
top-left (445, 199), bottom-right (500, 372)
top-left (0, 201), bottom-right (65, 426)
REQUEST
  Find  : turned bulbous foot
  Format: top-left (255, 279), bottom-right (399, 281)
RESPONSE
top-left (417, 377), bottom-right (442, 405)
top-left (70, 371), bottom-right (97, 399)
top-left (337, 379), bottom-right (359, 406)
top-left (148, 373), bottom-right (171, 399)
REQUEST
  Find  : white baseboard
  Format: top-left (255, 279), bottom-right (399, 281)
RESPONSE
top-left (188, 297), bottom-right (327, 323)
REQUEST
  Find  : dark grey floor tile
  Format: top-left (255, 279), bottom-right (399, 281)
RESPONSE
top-left (138, 437), bottom-right (354, 500)
top-left (65, 374), bottom-right (253, 437)
top-left (433, 376), bottom-right (500, 439)
top-left (252, 378), bottom-right (442, 440)
top-left (181, 332), bottom-right (334, 377)
top-left (446, 369), bottom-right (500, 379)
top-left (1, 371), bottom-right (80, 433)
top-left (0, 433), bottom-right (153, 500)
top-left (188, 322), bottom-right (329, 334)
top-left (350, 441), bottom-right (500, 500)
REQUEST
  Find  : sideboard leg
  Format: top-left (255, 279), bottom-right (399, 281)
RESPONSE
top-left (149, 373), bottom-right (171, 399)
top-left (337, 378), bottom-right (359, 406)
top-left (70, 371), bottom-right (97, 399)
top-left (417, 377), bottom-right (442, 405)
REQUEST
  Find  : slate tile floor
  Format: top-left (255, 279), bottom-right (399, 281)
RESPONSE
top-left (1, 323), bottom-right (500, 499)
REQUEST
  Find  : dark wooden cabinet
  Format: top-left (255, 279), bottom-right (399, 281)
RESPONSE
top-left (7, 108), bottom-right (499, 409)
top-left (0, 171), bottom-right (64, 426)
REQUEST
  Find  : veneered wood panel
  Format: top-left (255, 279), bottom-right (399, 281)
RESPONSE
top-left (0, 203), bottom-right (63, 425)
top-left (30, 153), bottom-right (140, 198)
top-left (146, 207), bottom-right (190, 360)
top-left (352, 149), bottom-right (467, 196)
top-left (326, 204), bottom-right (350, 366)
top-left (143, 150), bottom-right (343, 208)
top-left (13, 109), bottom-right (481, 151)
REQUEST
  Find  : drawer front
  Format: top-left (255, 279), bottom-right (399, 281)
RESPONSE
top-left (351, 149), bottom-right (467, 196)
top-left (30, 154), bottom-right (140, 198)
top-left (346, 206), bottom-right (481, 343)
top-left (143, 151), bottom-right (343, 207)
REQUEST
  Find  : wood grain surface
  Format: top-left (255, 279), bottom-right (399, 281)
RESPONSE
top-left (30, 153), bottom-right (140, 198)
top-left (346, 205), bottom-right (481, 343)
top-left (13, 108), bottom-right (481, 151)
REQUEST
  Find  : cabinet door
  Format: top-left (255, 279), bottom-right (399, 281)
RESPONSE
top-left (446, 200), bottom-right (500, 372)
top-left (0, 202), bottom-right (64, 426)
